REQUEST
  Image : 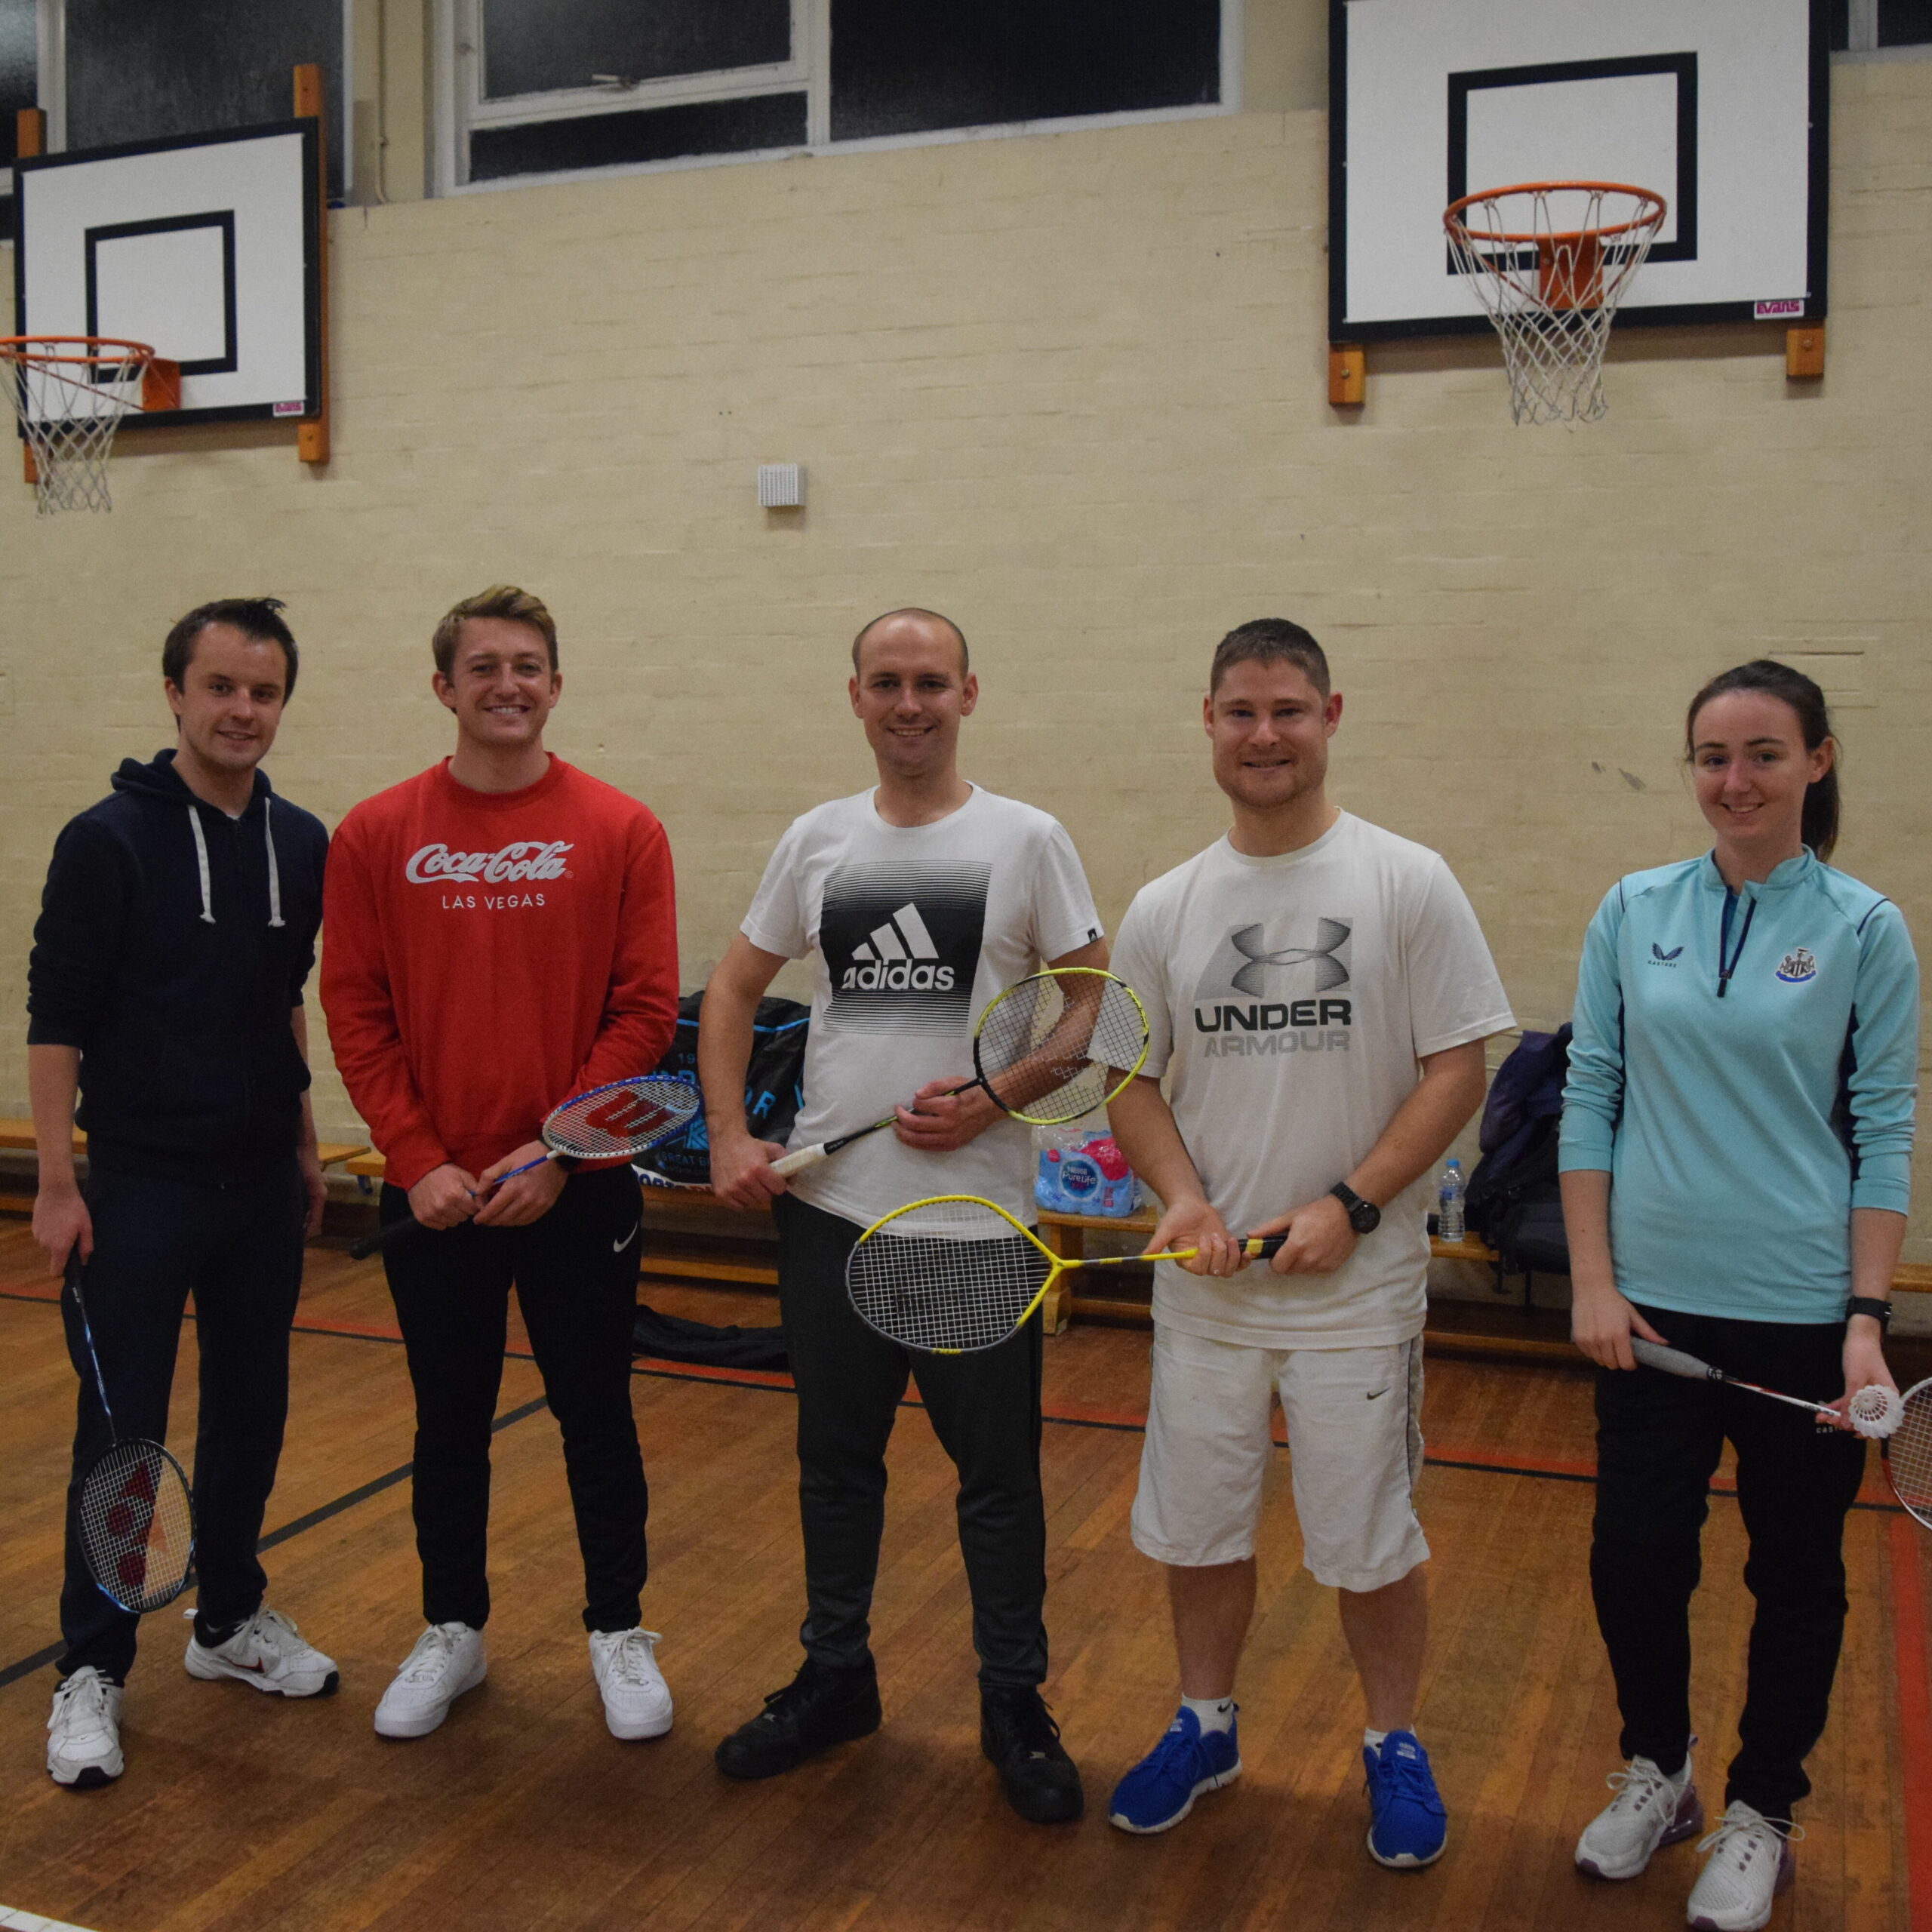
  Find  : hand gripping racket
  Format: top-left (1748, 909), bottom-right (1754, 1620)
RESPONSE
top-left (349, 1074), bottom-right (699, 1259)
top-left (846, 1194), bottom-right (1287, 1355)
top-left (65, 1255), bottom-right (196, 1615)
top-left (772, 966), bottom-right (1150, 1179)
top-left (1883, 1380), bottom-right (1932, 1530)
top-left (1629, 1337), bottom-right (1903, 1439)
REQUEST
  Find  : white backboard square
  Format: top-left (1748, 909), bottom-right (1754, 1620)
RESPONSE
top-left (14, 122), bottom-right (320, 424)
top-left (1330, 0), bottom-right (1828, 340)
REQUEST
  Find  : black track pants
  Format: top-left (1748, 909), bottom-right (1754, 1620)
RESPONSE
top-left (774, 1192), bottom-right (1049, 1688)
top-left (1589, 1303), bottom-right (1867, 1821)
top-left (59, 1162), bottom-right (307, 1681)
top-left (380, 1166), bottom-right (648, 1634)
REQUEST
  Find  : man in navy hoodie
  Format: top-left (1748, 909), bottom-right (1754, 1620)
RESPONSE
top-left (28, 598), bottom-right (337, 1789)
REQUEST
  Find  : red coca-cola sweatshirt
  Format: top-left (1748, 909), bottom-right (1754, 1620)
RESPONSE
top-left (321, 756), bottom-right (678, 1191)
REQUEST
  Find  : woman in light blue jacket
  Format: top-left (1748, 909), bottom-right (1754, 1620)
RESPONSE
top-left (1558, 660), bottom-right (1915, 1932)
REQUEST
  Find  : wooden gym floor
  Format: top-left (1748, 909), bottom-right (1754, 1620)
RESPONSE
top-left (0, 1218), bottom-right (1926, 1932)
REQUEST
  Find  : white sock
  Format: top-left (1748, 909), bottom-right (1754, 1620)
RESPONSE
top-left (1181, 1694), bottom-right (1235, 1735)
top-left (1364, 1727), bottom-right (1389, 1751)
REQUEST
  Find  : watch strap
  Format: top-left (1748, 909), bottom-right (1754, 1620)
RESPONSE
top-left (1847, 1295), bottom-right (1892, 1329)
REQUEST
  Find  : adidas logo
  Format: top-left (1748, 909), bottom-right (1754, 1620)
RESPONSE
top-left (840, 903), bottom-right (958, 992)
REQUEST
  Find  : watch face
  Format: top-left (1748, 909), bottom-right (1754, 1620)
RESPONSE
top-left (1352, 1203), bottom-right (1381, 1234)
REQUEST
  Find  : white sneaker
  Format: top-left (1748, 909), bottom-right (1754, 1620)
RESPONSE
top-left (374, 1623), bottom-right (488, 1739)
top-left (1686, 1801), bottom-right (1800, 1931)
top-left (589, 1627), bottom-right (673, 1740)
top-left (1576, 1753), bottom-right (1704, 1878)
top-left (185, 1606), bottom-right (339, 1697)
top-left (48, 1666), bottom-right (124, 1789)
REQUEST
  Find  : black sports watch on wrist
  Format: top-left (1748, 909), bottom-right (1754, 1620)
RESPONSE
top-left (1330, 1182), bottom-right (1381, 1235)
top-left (1847, 1296), bottom-right (1892, 1331)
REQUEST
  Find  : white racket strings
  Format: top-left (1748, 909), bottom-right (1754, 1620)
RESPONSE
top-left (848, 1197), bottom-right (1051, 1353)
top-left (974, 971), bottom-right (1148, 1124)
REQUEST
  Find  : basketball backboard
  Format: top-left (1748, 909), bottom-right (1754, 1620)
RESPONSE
top-left (1329, 0), bottom-right (1829, 342)
top-left (13, 120), bottom-right (321, 424)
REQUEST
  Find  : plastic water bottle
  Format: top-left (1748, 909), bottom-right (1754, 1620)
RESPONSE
top-left (1437, 1158), bottom-right (1466, 1242)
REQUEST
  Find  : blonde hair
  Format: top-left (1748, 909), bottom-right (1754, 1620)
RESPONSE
top-left (432, 584), bottom-right (558, 677)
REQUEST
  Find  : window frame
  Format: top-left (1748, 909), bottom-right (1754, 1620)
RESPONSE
top-left (432, 0), bottom-right (1241, 198)
top-left (23, 0), bottom-right (355, 194)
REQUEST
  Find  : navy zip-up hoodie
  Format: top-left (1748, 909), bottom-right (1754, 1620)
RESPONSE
top-left (26, 749), bottom-right (328, 1182)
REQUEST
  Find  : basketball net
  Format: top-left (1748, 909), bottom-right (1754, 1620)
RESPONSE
top-left (0, 337), bottom-right (177, 513)
top-left (1444, 183), bottom-right (1666, 426)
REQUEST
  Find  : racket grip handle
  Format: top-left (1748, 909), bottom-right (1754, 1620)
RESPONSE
top-left (771, 1144), bottom-right (828, 1179)
top-left (1243, 1235), bottom-right (1291, 1259)
top-left (348, 1216), bottom-right (428, 1260)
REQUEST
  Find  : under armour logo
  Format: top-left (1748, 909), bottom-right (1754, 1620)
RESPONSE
top-left (1226, 918), bottom-right (1352, 995)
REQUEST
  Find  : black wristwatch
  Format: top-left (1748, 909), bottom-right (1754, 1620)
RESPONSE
top-left (1847, 1296), bottom-right (1892, 1332)
top-left (1330, 1182), bottom-right (1381, 1235)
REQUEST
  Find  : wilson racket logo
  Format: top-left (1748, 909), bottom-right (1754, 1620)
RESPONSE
top-left (405, 840), bottom-right (573, 884)
top-left (821, 860), bottom-right (989, 1035)
top-left (1776, 947), bottom-right (1819, 983)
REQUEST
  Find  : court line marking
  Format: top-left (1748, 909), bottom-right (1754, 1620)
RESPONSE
top-left (0, 1908), bottom-right (102, 1932)
top-left (0, 1396), bottom-right (550, 1694)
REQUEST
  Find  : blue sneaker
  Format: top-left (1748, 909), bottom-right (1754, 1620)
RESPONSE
top-left (1107, 1705), bottom-right (1241, 1835)
top-left (1363, 1730), bottom-right (1447, 1868)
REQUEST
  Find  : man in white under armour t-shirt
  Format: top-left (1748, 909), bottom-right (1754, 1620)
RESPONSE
top-left (697, 608), bottom-right (1105, 1824)
top-left (1103, 620), bottom-right (1512, 1866)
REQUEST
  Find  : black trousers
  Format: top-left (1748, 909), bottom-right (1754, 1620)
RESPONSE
top-left (379, 1167), bottom-right (648, 1633)
top-left (1590, 1303), bottom-right (1867, 1821)
top-left (60, 1161), bottom-right (307, 1682)
top-left (774, 1193), bottom-right (1049, 1688)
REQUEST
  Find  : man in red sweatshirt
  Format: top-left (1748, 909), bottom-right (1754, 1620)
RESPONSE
top-left (321, 585), bottom-right (678, 1743)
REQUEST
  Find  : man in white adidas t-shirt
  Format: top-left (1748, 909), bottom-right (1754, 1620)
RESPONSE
top-left (1103, 620), bottom-right (1512, 1866)
top-left (697, 608), bottom-right (1105, 1823)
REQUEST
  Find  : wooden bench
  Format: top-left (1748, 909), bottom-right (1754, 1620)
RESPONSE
top-left (323, 1151), bottom-right (1932, 1342)
top-left (0, 1116), bottom-right (368, 1170)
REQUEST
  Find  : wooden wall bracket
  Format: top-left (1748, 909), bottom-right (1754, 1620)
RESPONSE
top-left (1786, 323), bottom-right (1826, 381)
top-left (294, 63), bottom-right (331, 464)
top-left (15, 107), bottom-right (45, 487)
top-left (1329, 343), bottom-right (1366, 408)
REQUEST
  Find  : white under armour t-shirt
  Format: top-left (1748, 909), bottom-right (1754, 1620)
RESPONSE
top-left (1110, 812), bottom-right (1514, 1349)
top-left (742, 784), bottom-right (1103, 1229)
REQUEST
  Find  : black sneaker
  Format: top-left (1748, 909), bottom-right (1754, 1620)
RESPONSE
top-left (980, 1685), bottom-right (1084, 1824)
top-left (714, 1656), bottom-right (881, 1780)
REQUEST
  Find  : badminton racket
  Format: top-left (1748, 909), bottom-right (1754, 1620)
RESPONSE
top-left (349, 1073), bottom-right (699, 1258)
top-left (846, 1193), bottom-right (1286, 1354)
top-left (1883, 1379), bottom-right (1932, 1530)
top-left (773, 966), bottom-right (1149, 1178)
top-left (65, 1255), bottom-right (196, 1615)
top-left (1629, 1337), bottom-right (1902, 1439)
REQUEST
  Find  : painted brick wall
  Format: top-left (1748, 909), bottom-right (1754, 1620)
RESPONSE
top-left (2, 60), bottom-right (1927, 1251)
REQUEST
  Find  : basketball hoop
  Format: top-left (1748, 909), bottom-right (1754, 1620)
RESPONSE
top-left (0, 337), bottom-right (181, 513)
top-left (1444, 183), bottom-right (1666, 426)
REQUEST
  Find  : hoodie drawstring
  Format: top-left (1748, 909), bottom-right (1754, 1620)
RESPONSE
top-left (187, 796), bottom-right (286, 928)
top-left (188, 808), bottom-right (216, 924)
top-left (263, 792), bottom-right (285, 928)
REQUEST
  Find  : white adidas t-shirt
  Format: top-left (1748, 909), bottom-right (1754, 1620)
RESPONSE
top-left (1111, 813), bottom-right (1513, 1349)
top-left (742, 785), bottom-right (1103, 1229)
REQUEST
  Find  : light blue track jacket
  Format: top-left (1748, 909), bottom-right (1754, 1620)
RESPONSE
top-left (1558, 850), bottom-right (1918, 1323)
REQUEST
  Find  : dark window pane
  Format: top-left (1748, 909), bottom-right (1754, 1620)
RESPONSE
top-left (0, 0), bottom-right (34, 167)
top-left (1826, 0), bottom-right (1850, 49)
top-left (481, 0), bottom-right (790, 100)
top-left (469, 91), bottom-right (806, 180)
top-left (66, 0), bottom-right (344, 198)
top-left (831, 0), bottom-right (1220, 143)
top-left (1878, 0), bottom-right (1932, 43)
